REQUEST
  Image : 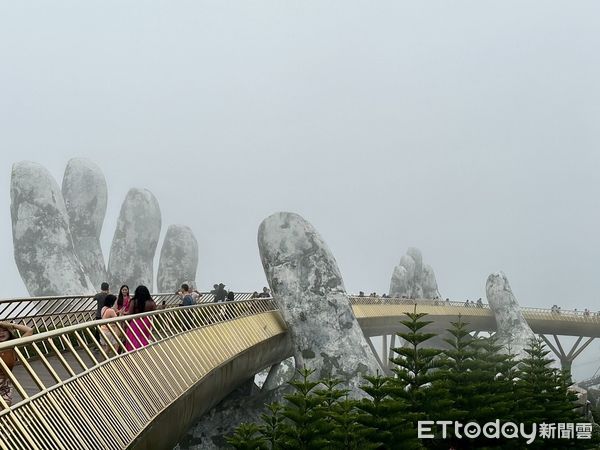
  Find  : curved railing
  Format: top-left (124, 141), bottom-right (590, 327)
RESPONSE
top-left (0, 299), bottom-right (286, 450)
top-left (0, 292), bottom-right (258, 344)
top-left (0, 293), bottom-right (598, 448)
top-left (349, 296), bottom-right (600, 337)
top-left (2, 293), bottom-right (598, 343)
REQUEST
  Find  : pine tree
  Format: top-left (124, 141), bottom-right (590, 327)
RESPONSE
top-left (438, 318), bottom-right (518, 449)
top-left (314, 377), bottom-right (376, 450)
top-left (388, 306), bottom-right (450, 448)
top-left (227, 423), bottom-right (267, 450)
top-left (355, 373), bottom-right (419, 449)
top-left (512, 337), bottom-right (592, 449)
top-left (277, 367), bottom-right (332, 449)
top-left (259, 403), bottom-right (285, 449)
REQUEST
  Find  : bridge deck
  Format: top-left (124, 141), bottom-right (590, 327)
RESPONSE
top-left (350, 299), bottom-right (600, 337)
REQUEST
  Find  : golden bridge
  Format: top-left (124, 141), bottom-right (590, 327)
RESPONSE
top-left (0, 294), bottom-right (598, 449)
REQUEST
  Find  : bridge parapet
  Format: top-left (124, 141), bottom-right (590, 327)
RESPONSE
top-left (0, 298), bottom-right (287, 450)
top-left (349, 297), bottom-right (600, 337)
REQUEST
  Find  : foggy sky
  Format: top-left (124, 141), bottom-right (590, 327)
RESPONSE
top-left (1, 1), bottom-right (599, 379)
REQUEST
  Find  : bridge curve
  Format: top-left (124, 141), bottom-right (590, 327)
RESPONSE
top-left (0, 294), bottom-right (598, 449)
top-left (350, 297), bottom-right (600, 337)
top-left (0, 300), bottom-right (291, 450)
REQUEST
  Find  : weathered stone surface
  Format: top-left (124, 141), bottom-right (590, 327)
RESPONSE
top-left (422, 264), bottom-right (440, 299)
top-left (260, 356), bottom-right (295, 391)
top-left (10, 161), bottom-right (93, 296)
top-left (176, 383), bottom-right (289, 450)
top-left (406, 247), bottom-right (423, 282)
top-left (390, 265), bottom-right (410, 297)
top-left (486, 271), bottom-right (536, 359)
top-left (157, 225), bottom-right (198, 292)
top-left (62, 158), bottom-right (108, 288)
top-left (258, 212), bottom-right (382, 394)
top-left (108, 188), bottom-right (161, 290)
top-left (389, 248), bottom-right (441, 299)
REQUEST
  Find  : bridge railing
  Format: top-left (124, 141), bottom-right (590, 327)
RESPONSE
top-left (349, 296), bottom-right (600, 320)
top-left (0, 298), bottom-right (280, 450)
top-left (0, 292), bottom-right (261, 339)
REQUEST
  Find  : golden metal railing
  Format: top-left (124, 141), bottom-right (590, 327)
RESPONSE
top-left (349, 296), bottom-right (600, 322)
top-left (0, 292), bottom-right (261, 341)
top-left (0, 298), bottom-right (283, 450)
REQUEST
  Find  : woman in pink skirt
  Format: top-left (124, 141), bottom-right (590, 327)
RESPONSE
top-left (125, 285), bottom-right (156, 351)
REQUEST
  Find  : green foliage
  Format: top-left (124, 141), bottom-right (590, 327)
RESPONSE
top-left (229, 314), bottom-right (594, 450)
top-left (388, 307), bottom-right (450, 428)
top-left (227, 423), bottom-right (266, 450)
top-left (512, 337), bottom-right (593, 449)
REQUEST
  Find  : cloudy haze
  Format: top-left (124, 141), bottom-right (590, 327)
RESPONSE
top-left (1, 1), bottom-right (599, 378)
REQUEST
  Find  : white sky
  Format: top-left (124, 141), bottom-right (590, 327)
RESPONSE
top-left (1, 1), bottom-right (599, 379)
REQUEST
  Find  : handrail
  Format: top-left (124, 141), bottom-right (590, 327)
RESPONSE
top-left (348, 296), bottom-right (600, 319)
top-left (0, 292), bottom-right (261, 341)
top-left (0, 298), bottom-right (282, 450)
top-left (1, 294), bottom-right (598, 340)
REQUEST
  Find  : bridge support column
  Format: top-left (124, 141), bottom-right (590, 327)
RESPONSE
top-left (388, 334), bottom-right (396, 371)
top-left (540, 335), bottom-right (595, 372)
top-left (367, 337), bottom-right (393, 376)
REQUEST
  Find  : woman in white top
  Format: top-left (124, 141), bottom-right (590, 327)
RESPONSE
top-left (99, 294), bottom-right (121, 355)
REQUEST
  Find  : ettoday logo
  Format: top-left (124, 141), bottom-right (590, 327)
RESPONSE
top-left (418, 420), bottom-right (593, 444)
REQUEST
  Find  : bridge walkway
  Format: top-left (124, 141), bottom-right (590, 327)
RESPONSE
top-left (0, 299), bottom-right (290, 450)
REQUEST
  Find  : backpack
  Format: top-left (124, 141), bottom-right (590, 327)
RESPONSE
top-left (182, 294), bottom-right (195, 306)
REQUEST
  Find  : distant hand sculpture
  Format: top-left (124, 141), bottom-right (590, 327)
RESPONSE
top-left (10, 159), bottom-right (198, 296)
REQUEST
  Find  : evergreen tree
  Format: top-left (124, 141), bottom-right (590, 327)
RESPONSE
top-left (314, 377), bottom-right (375, 450)
top-left (388, 306), bottom-right (450, 448)
top-left (510, 337), bottom-right (593, 449)
top-left (227, 423), bottom-right (267, 450)
top-left (259, 403), bottom-right (285, 449)
top-left (355, 373), bottom-right (420, 449)
top-left (277, 367), bottom-right (333, 449)
top-left (438, 319), bottom-right (518, 448)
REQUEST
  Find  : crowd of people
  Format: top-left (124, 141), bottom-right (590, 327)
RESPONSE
top-left (94, 283), bottom-right (157, 356)
top-left (552, 305), bottom-right (599, 316)
top-left (250, 287), bottom-right (272, 299)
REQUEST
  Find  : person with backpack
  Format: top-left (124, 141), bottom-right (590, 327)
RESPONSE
top-left (177, 283), bottom-right (196, 306)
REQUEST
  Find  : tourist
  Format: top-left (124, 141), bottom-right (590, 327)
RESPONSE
top-left (226, 291), bottom-right (235, 302)
top-left (584, 308), bottom-right (590, 316)
top-left (0, 321), bottom-right (33, 407)
top-left (187, 283), bottom-right (203, 303)
top-left (99, 295), bottom-right (121, 355)
top-left (210, 284), bottom-right (218, 300)
top-left (93, 282), bottom-right (110, 342)
top-left (258, 287), bottom-right (271, 298)
top-left (94, 282), bottom-right (110, 320)
top-left (177, 283), bottom-right (196, 306)
top-left (116, 285), bottom-right (131, 316)
top-left (250, 291), bottom-right (259, 299)
top-left (465, 299), bottom-right (470, 307)
top-left (477, 298), bottom-right (483, 308)
top-left (358, 291), bottom-right (365, 297)
top-left (125, 286), bottom-right (156, 351)
top-left (213, 283), bottom-right (227, 302)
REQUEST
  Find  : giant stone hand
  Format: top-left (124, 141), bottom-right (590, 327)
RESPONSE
top-left (11, 159), bottom-right (198, 296)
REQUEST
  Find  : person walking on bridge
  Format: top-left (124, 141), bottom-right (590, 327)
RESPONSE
top-left (93, 282), bottom-right (110, 342)
top-left (94, 282), bottom-right (110, 320)
top-left (0, 321), bottom-right (33, 407)
top-left (214, 283), bottom-right (227, 302)
top-left (125, 286), bottom-right (156, 351)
